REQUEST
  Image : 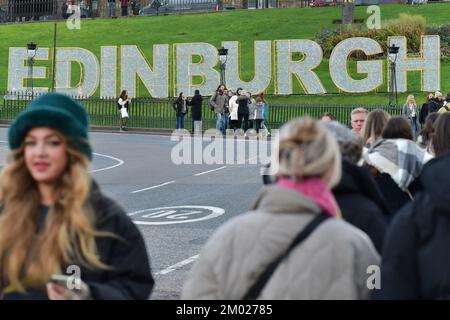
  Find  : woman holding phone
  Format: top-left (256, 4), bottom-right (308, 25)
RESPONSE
top-left (0, 93), bottom-right (154, 300)
top-left (118, 90), bottom-right (131, 131)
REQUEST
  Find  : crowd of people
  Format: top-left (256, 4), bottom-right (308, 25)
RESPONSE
top-left (2, 89), bottom-right (450, 300)
top-left (171, 85), bottom-right (271, 137)
top-left (183, 91), bottom-right (450, 299)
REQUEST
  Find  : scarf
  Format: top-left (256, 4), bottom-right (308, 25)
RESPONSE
top-left (277, 177), bottom-right (337, 217)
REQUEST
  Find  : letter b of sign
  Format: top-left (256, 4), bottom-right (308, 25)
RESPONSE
top-left (366, 265), bottom-right (381, 290)
top-left (66, 265), bottom-right (82, 290)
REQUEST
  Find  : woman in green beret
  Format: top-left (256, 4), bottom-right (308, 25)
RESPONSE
top-left (0, 93), bottom-right (154, 300)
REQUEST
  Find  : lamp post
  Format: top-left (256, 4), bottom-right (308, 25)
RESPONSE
top-left (27, 42), bottom-right (37, 100)
top-left (218, 46), bottom-right (228, 87)
top-left (388, 43), bottom-right (399, 107)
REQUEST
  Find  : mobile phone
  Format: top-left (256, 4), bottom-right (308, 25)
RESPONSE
top-left (49, 274), bottom-right (70, 288)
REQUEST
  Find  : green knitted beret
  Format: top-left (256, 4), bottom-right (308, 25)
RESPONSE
top-left (8, 93), bottom-right (92, 160)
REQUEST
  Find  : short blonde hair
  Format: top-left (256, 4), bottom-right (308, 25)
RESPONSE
top-left (351, 107), bottom-right (369, 117)
top-left (274, 117), bottom-right (342, 188)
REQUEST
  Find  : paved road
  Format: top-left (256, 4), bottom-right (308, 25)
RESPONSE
top-left (0, 129), bottom-right (273, 300)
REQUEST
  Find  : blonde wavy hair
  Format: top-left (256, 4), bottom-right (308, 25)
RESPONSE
top-left (0, 137), bottom-right (110, 292)
top-left (406, 95), bottom-right (416, 106)
top-left (274, 117), bottom-right (342, 189)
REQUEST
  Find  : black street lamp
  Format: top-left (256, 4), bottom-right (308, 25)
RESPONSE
top-left (27, 42), bottom-right (37, 100)
top-left (218, 46), bottom-right (228, 87)
top-left (388, 43), bottom-right (399, 107)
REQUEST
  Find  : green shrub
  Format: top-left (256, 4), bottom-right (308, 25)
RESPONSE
top-left (314, 28), bottom-right (340, 57)
top-left (316, 13), bottom-right (427, 58)
top-left (426, 24), bottom-right (450, 58)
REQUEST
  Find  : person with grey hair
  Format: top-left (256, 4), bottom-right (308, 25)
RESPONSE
top-left (182, 117), bottom-right (379, 299)
top-left (323, 121), bottom-right (389, 254)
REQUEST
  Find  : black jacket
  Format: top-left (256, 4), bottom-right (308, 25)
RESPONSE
top-left (419, 102), bottom-right (429, 125)
top-left (189, 94), bottom-right (203, 120)
top-left (2, 181), bottom-right (154, 300)
top-left (237, 95), bottom-right (250, 115)
top-left (427, 98), bottom-right (441, 113)
top-left (173, 98), bottom-right (189, 116)
top-left (332, 160), bottom-right (389, 254)
top-left (373, 152), bottom-right (450, 299)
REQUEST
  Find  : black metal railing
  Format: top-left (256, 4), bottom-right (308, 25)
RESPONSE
top-left (0, 91), bottom-right (402, 130)
top-left (3, 0), bottom-right (57, 22)
top-left (0, 0), bottom-right (314, 23)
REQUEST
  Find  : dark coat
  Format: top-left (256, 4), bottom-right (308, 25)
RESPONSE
top-left (237, 95), bottom-right (250, 115)
top-left (419, 102), bottom-right (429, 125)
top-left (173, 98), bottom-right (189, 116)
top-left (332, 160), bottom-right (389, 254)
top-left (427, 98), bottom-right (441, 113)
top-left (373, 152), bottom-right (450, 299)
top-left (1, 181), bottom-right (154, 300)
top-left (189, 94), bottom-right (203, 121)
top-left (369, 170), bottom-right (423, 223)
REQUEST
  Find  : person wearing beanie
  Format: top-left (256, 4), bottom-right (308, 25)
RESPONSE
top-left (0, 93), bottom-right (154, 300)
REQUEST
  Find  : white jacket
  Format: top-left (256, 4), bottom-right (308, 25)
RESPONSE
top-left (228, 95), bottom-right (238, 121)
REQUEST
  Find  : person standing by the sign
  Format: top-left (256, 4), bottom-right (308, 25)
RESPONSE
top-left (118, 90), bottom-right (131, 131)
top-left (189, 89), bottom-right (203, 134)
top-left (402, 95), bottom-right (419, 141)
top-left (120, 0), bottom-right (128, 16)
top-left (173, 92), bottom-right (188, 130)
top-left (107, 0), bottom-right (116, 17)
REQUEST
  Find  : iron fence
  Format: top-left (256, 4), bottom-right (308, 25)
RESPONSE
top-left (0, 0), bottom-right (313, 23)
top-left (1, 0), bottom-right (57, 22)
top-left (0, 91), bottom-right (403, 130)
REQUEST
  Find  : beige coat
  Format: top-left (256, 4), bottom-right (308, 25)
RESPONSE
top-left (182, 186), bottom-right (380, 300)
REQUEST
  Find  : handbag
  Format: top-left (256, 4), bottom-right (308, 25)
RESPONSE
top-left (243, 212), bottom-right (330, 300)
top-left (120, 107), bottom-right (129, 118)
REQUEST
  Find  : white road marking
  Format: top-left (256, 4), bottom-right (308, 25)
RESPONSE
top-left (90, 153), bottom-right (124, 173)
top-left (131, 181), bottom-right (175, 194)
top-left (194, 166), bottom-right (227, 176)
top-left (0, 141), bottom-right (125, 173)
top-left (156, 255), bottom-right (199, 275)
top-left (128, 205), bottom-right (225, 225)
top-left (246, 155), bottom-right (259, 163)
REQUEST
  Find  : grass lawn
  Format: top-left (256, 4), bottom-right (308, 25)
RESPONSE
top-left (0, 3), bottom-right (449, 105)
